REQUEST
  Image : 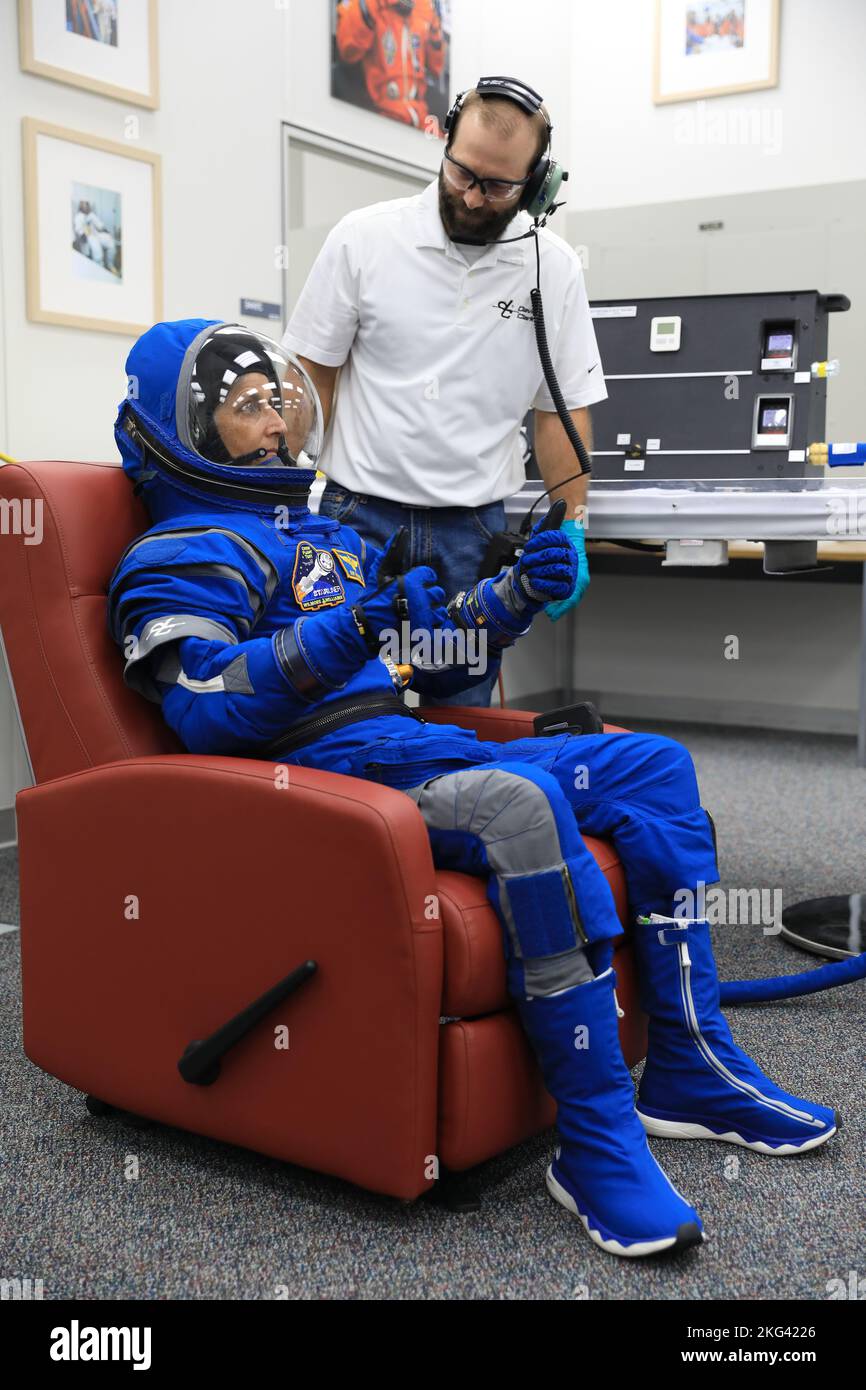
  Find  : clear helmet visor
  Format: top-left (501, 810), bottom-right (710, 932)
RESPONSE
top-left (185, 326), bottom-right (323, 470)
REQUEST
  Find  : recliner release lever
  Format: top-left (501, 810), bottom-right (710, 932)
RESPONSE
top-left (177, 959), bottom-right (318, 1086)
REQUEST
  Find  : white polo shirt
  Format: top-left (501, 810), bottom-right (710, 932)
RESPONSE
top-left (282, 178), bottom-right (607, 508)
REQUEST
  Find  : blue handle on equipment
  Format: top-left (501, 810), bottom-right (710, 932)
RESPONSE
top-left (827, 443), bottom-right (866, 466)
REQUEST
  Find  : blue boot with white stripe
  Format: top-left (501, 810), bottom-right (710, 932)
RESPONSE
top-left (634, 915), bottom-right (837, 1154)
top-left (516, 968), bottom-right (704, 1257)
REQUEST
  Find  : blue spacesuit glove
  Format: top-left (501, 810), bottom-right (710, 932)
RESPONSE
top-left (446, 519), bottom-right (576, 652)
top-left (287, 573), bottom-right (404, 691)
top-left (545, 519), bottom-right (589, 623)
top-left (157, 633), bottom-right (325, 754)
top-left (400, 566), bottom-right (452, 635)
top-left (512, 524), bottom-right (578, 609)
top-left (389, 564), bottom-right (502, 697)
top-left (447, 525), bottom-right (575, 652)
top-left (365, 525), bottom-right (455, 639)
top-left (364, 529), bottom-right (408, 592)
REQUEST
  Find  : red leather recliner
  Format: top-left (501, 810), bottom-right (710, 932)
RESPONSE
top-left (0, 460), bottom-right (648, 1202)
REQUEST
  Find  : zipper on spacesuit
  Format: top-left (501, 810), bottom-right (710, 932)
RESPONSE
top-left (562, 865), bottom-right (589, 945)
top-left (674, 940), bottom-right (824, 1126)
top-left (271, 697), bottom-right (422, 759)
top-left (363, 756), bottom-right (469, 786)
top-left (284, 705), bottom-right (393, 741)
top-left (285, 707), bottom-right (352, 739)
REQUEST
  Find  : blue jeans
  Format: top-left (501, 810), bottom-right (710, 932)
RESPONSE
top-left (317, 481), bottom-right (507, 707)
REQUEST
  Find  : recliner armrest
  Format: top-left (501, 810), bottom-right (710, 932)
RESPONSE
top-left (16, 754), bottom-right (444, 1198)
top-left (421, 706), bottom-right (634, 742)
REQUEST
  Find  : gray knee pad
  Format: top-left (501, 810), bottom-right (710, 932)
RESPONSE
top-left (409, 767), bottom-right (594, 994)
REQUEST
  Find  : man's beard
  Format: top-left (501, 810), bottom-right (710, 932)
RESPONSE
top-left (437, 169), bottom-right (522, 246)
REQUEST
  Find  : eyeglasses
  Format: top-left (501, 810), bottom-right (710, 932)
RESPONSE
top-left (442, 150), bottom-right (529, 204)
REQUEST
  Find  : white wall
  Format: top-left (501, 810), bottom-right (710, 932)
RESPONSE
top-left (0, 0), bottom-right (288, 464)
top-left (570, 0), bottom-right (866, 210)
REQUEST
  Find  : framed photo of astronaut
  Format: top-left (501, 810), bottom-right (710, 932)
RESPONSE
top-left (330, 0), bottom-right (451, 137)
top-left (23, 118), bottom-right (162, 336)
top-left (653, 0), bottom-right (780, 104)
top-left (18, 0), bottom-right (159, 109)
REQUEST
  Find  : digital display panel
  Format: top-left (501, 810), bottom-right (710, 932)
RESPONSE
top-left (767, 332), bottom-right (794, 354)
top-left (761, 406), bottom-right (789, 432)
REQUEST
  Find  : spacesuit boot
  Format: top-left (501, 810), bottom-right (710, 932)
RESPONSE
top-left (514, 969), bottom-right (704, 1258)
top-left (634, 915), bottom-right (837, 1153)
top-left (411, 762), bottom-right (704, 1259)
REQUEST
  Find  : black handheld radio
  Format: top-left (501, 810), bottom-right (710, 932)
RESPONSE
top-left (368, 498), bottom-right (567, 603)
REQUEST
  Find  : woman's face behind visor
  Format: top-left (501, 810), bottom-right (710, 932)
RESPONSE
top-left (212, 365), bottom-right (316, 466)
top-left (185, 325), bottom-right (323, 469)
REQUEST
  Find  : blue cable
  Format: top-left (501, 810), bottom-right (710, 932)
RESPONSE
top-left (720, 951), bottom-right (866, 1004)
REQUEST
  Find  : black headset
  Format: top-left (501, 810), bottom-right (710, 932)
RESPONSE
top-left (442, 75), bottom-right (567, 222)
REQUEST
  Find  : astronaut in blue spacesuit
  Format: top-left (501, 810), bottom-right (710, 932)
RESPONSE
top-left (109, 319), bottom-right (836, 1259)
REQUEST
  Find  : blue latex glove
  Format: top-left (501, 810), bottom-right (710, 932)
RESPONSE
top-left (546, 519), bottom-right (589, 622)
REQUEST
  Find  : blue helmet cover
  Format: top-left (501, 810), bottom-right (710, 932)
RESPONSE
top-left (115, 318), bottom-right (321, 519)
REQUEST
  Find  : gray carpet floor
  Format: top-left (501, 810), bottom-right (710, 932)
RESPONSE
top-left (0, 721), bottom-right (863, 1300)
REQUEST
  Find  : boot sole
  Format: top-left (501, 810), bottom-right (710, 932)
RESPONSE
top-left (637, 1110), bottom-right (837, 1154)
top-left (545, 1163), bottom-right (704, 1258)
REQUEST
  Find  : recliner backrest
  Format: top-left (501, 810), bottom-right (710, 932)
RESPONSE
top-left (0, 460), bottom-right (182, 785)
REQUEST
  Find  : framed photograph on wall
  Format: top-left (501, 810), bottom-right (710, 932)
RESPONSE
top-left (19, 0), bottom-right (159, 109)
top-left (330, 0), bottom-right (451, 136)
top-left (23, 118), bottom-right (162, 336)
top-left (653, 0), bottom-right (780, 104)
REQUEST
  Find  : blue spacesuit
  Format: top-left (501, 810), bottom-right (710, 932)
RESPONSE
top-left (109, 319), bottom-right (836, 1259)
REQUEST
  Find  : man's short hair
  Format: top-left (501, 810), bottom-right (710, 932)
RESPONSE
top-left (455, 90), bottom-right (550, 171)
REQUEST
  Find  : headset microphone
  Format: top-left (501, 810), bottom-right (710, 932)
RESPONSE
top-left (448, 192), bottom-right (567, 248)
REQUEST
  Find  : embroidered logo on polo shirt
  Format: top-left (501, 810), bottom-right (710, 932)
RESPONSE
top-left (495, 299), bottom-right (535, 322)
